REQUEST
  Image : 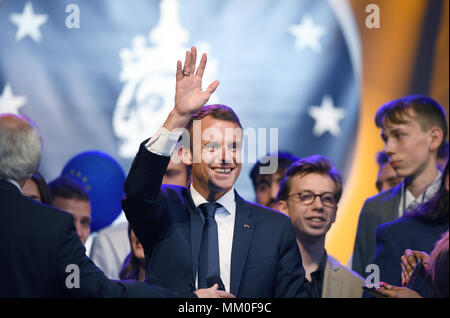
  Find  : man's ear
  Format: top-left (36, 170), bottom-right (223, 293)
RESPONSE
top-left (179, 146), bottom-right (193, 166)
top-left (429, 127), bottom-right (444, 152)
top-left (278, 200), bottom-right (289, 216)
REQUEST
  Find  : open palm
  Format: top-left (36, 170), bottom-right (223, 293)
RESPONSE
top-left (174, 47), bottom-right (219, 117)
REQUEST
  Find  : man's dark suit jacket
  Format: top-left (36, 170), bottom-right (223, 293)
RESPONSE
top-left (371, 215), bottom-right (448, 297)
top-left (122, 143), bottom-right (308, 298)
top-left (352, 183), bottom-right (403, 277)
top-left (0, 180), bottom-right (193, 298)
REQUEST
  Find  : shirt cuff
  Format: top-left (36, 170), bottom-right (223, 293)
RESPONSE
top-left (145, 126), bottom-right (184, 157)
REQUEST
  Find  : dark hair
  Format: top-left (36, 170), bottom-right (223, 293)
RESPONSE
top-left (408, 161), bottom-right (449, 224)
top-left (250, 152), bottom-right (299, 189)
top-left (376, 151), bottom-right (389, 166)
top-left (438, 141), bottom-right (449, 160)
top-left (48, 175), bottom-right (89, 202)
top-left (277, 155), bottom-right (343, 203)
top-left (430, 230), bottom-right (449, 284)
top-left (30, 171), bottom-right (53, 205)
top-left (119, 223), bottom-right (142, 280)
top-left (185, 164), bottom-right (192, 181)
top-left (375, 95), bottom-right (448, 150)
top-left (185, 104), bottom-right (242, 151)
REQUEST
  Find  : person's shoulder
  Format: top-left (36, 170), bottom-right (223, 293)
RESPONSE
top-left (22, 196), bottom-right (74, 225)
top-left (161, 184), bottom-right (188, 198)
top-left (359, 184), bottom-right (402, 220)
top-left (365, 183), bottom-right (402, 205)
top-left (241, 198), bottom-right (290, 222)
top-left (375, 215), bottom-right (424, 244)
top-left (378, 214), bottom-right (431, 234)
top-left (328, 255), bottom-right (365, 282)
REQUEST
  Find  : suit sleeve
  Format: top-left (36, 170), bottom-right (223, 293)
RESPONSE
top-left (122, 140), bottom-right (171, 253)
top-left (57, 213), bottom-right (195, 298)
top-left (372, 224), bottom-right (402, 287)
top-left (57, 213), bottom-right (126, 297)
top-left (352, 199), bottom-right (371, 277)
top-left (275, 217), bottom-right (309, 298)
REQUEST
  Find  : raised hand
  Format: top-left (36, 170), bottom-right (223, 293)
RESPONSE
top-left (165, 47), bottom-right (220, 130)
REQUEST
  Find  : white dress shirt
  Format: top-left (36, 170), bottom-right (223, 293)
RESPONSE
top-left (398, 171), bottom-right (442, 217)
top-left (189, 184), bottom-right (235, 292)
top-left (145, 126), bottom-right (236, 292)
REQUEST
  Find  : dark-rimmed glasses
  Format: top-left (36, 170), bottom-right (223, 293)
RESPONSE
top-left (286, 190), bottom-right (337, 208)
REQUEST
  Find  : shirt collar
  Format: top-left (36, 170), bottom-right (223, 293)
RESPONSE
top-left (4, 178), bottom-right (22, 193)
top-left (405, 170), bottom-right (442, 205)
top-left (189, 183), bottom-right (235, 215)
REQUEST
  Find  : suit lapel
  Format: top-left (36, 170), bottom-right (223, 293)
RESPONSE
top-left (0, 180), bottom-right (22, 194)
top-left (382, 183), bottom-right (403, 222)
top-left (230, 191), bottom-right (255, 296)
top-left (322, 256), bottom-right (343, 298)
top-left (329, 270), bottom-right (343, 298)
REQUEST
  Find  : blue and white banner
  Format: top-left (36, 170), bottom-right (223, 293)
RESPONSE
top-left (0, 0), bottom-right (360, 204)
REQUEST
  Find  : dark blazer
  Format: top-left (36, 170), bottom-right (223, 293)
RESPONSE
top-left (122, 143), bottom-right (308, 298)
top-left (352, 183), bottom-right (402, 277)
top-left (0, 180), bottom-right (193, 298)
top-left (371, 215), bottom-right (449, 297)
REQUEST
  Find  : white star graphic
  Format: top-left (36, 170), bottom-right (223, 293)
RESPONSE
top-left (308, 95), bottom-right (345, 137)
top-left (288, 15), bottom-right (326, 53)
top-left (0, 83), bottom-right (27, 115)
top-left (9, 2), bottom-right (48, 42)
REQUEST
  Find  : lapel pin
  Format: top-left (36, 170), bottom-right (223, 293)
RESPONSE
top-left (244, 224), bottom-right (250, 229)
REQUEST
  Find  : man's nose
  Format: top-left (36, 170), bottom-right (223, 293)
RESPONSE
top-left (311, 195), bottom-right (324, 210)
top-left (384, 139), bottom-right (395, 156)
top-left (75, 223), bottom-right (83, 237)
top-left (221, 146), bottom-right (234, 163)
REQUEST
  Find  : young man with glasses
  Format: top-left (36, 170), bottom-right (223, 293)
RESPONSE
top-left (277, 155), bottom-right (364, 298)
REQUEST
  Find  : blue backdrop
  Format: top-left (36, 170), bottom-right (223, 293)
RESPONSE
top-left (0, 0), bottom-right (360, 227)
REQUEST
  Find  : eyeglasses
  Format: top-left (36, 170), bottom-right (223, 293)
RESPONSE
top-left (287, 191), bottom-right (337, 208)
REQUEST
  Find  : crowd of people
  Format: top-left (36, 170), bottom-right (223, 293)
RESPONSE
top-left (0, 47), bottom-right (448, 298)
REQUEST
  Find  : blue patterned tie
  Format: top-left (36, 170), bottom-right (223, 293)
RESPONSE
top-left (197, 202), bottom-right (221, 288)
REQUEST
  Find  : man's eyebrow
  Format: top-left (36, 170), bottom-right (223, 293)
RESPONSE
top-left (390, 128), bottom-right (405, 134)
top-left (203, 140), bottom-right (220, 146)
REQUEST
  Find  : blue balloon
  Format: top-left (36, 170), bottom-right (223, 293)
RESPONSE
top-left (62, 151), bottom-right (125, 232)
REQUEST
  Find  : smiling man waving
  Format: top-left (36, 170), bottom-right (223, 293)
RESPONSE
top-left (122, 47), bottom-right (307, 298)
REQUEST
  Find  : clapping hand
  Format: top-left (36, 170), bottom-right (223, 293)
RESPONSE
top-left (400, 249), bottom-right (430, 286)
